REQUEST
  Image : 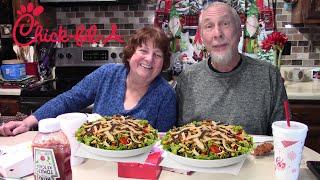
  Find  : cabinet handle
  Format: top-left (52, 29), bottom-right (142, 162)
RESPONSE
top-left (0, 105), bottom-right (9, 113)
top-left (292, 112), bottom-right (308, 121)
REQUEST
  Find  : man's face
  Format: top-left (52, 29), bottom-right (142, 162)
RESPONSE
top-left (200, 5), bottom-right (241, 65)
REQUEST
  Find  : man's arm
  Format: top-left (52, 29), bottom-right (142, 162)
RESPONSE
top-left (175, 71), bottom-right (188, 127)
top-left (268, 67), bottom-right (288, 134)
top-left (175, 78), bottom-right (182, 126)
top-left (155, 91), bottom-right (177, 132)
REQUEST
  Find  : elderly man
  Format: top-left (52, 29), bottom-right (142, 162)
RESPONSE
top-left (176, 2), bottom-right (288, 135)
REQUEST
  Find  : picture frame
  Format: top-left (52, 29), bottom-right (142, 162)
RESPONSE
top-left (0, 24), bottom-right (12, 38)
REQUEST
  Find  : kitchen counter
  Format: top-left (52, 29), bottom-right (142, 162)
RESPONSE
top-left (1, 81), bottom-right (320, 100)
top-left (0, 88), bottom-right (21, 96)
top-left (285, 81), bottom-right (320, 100)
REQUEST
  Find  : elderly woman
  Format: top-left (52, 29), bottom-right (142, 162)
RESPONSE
top-left (0, 27), bottom-right (176, 136)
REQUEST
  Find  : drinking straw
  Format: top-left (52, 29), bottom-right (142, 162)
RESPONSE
top-left (283, 100), bottom-right (291, 127)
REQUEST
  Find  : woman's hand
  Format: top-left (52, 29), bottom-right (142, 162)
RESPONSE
top-left (0, 115), bottom-right (38, 136)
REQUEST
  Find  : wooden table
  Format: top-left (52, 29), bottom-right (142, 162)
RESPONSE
top-left (1, 131), bottom-right (319, 180)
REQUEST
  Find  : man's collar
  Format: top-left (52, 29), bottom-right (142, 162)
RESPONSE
top-left (207, 56), bottom-right (242, 73)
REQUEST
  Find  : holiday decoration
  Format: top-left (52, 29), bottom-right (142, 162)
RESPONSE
top-left (261, 31), bottom-right (288, 68)
top-left (243, 3), bottom-right (259, 54)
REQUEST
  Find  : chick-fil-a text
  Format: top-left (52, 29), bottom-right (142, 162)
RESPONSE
top-left (13, 13), bottom-right (124, 46)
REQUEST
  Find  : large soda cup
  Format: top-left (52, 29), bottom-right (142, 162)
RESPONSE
top-left (272, 121), bottom-right (308, 180)
top-left (57, 113), bottom-right (88, 166)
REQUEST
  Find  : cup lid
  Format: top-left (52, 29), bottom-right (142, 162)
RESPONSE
top-left (56, 112), bottom-right (87, 121)
top-left (58, 113), bottom-right (88, 130)
top-left (272, 121), bottom-right (308, 134)
top-left (2, 59), bottom-right (25, 64)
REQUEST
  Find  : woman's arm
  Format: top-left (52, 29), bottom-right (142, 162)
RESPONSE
top-left (33, 65), bottom-right (110, 120)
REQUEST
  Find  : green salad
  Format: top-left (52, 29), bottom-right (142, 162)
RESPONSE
top-left (161, 120), bottom-right (253, 160)
top-left (76, 115), bottom-right (158, 150)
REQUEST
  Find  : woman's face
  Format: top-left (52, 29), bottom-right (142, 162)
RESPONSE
top-left (128, 41), bottom-right (164, 84)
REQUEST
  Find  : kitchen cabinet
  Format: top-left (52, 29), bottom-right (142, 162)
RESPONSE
top-left (303, 0), bottom-right (320, 20)
top-left (0, 96), bottom-right (20, 116)
top-left (0, 0), bottom-right (13, 24)
top-left (292, 0), bottom-right (320, 24)
top-left (289, 100), bottom-right (320, 153)
top-left (12, 0), bottom-right (56, 29)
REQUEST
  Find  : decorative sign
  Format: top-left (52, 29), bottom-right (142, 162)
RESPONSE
top-left (13, 2), bottom-right (125, 47)
top-left (259, 6), bottom-right (274, 31)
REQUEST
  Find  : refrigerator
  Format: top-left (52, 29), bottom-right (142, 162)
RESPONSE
top-left (0, 0), bottom-right (16, 61)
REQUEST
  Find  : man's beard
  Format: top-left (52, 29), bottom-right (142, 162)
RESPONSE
top-left (210, 46), bottom-right (234, 66)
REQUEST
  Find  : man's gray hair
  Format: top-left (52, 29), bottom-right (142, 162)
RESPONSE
top-left (199, 2), bottom-right (242, 30)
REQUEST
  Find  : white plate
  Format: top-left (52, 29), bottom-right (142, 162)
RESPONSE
top-left (167, 152), bottom-right (248, 168)
top-left (80, 143), bottom-right (154, 158)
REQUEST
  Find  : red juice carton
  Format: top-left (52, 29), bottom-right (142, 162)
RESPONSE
top-left (118, 152), bottom-right (163, 179)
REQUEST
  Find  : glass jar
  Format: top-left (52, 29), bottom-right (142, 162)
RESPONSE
top-left (32, 118), bottom-right (72, 180)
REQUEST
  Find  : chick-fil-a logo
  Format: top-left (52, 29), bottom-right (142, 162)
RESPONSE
top-left (13, 2), bottom-right (124, 46)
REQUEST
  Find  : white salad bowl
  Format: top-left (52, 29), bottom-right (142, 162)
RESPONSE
top-left (167, 152), bottom-right (249, 168)
top-left (80, 143), bottom-right (154, 158)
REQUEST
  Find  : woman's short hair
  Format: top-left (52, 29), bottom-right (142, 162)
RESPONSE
top-left (122, 26), bottom-right (171, 71)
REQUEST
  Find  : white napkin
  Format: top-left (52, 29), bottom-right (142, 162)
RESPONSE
top-left (0, 142), bottom-right (32, 157)
top-left (159, 151), bottom-right (246, 175)
top-left (0, 145), bottom-right (9, 157)
top-left (251, 135), bottom-right (273, 143)
top-left (75, 145), bottom-right (150, 163)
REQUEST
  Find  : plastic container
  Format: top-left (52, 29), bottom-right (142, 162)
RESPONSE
top-left (1, 60), bottom-right (26, 80)
top-left (25, 62), bottom-right (39, 78)
top-left (32, 118), bottom-right (72, 180)
top-left (57, 113), bottom-right (88, 166)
